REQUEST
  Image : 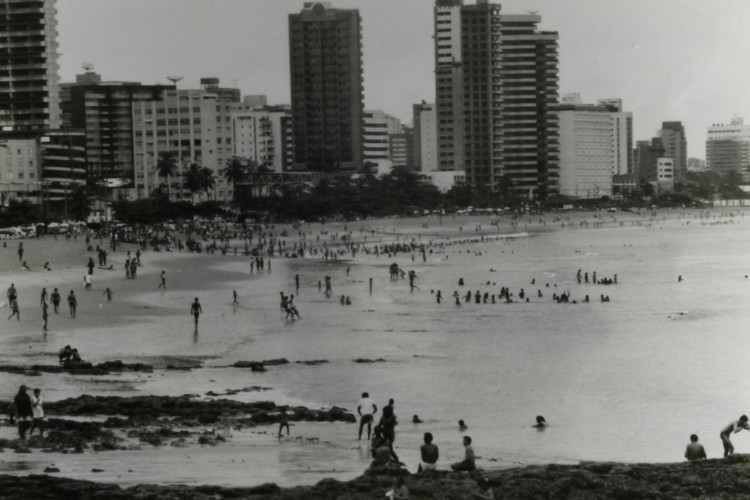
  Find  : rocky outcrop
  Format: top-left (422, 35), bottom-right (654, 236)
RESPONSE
top-left (5, 457), bottom-right (750, 499)
top-left (0, 360), bottom-right (153, 377)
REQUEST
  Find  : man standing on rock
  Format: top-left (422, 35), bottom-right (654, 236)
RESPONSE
top-left (29, 388), bottom-right (44, 437)
top-left (357, 392), bottom-right (377, 440)
top-left (720, 415), bottom-right (749, 457)
top-left (13, 385), bottom-right (32, 439)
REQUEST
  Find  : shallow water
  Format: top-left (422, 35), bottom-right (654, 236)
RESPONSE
top-left (2, 211), bottom-right (750, 487)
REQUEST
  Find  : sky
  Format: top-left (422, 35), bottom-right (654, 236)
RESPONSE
top-left (56, 0), bottom-right (750, 159)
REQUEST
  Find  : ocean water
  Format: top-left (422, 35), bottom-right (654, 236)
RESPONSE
top-left (2, 211), bottom-right (750, 487)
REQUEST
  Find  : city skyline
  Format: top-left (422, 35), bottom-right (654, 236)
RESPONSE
top-left (57, 0), bottom-right (750, 160)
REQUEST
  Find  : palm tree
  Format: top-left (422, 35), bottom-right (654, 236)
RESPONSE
top-left (221, 157), bottom-right (247, 206)
top-left (155, 152), bottom-right (179, 199)
top-left (182, 163), bottom-right (216, 202)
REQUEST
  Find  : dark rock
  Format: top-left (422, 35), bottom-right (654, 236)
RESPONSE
top-left (353, 358), bottom-right (387, 363)
top-left (43, 467), bottom-right (60, 473)
top-left (296, 360), bottom-right (329, 365)
top-left (91, 468), bottom-right (103, 473)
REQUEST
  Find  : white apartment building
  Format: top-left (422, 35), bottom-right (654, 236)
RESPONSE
top-left (557, 96), bottom-right (633, 199)
top-left (657, 158), bottom-right (674, 192)
top-left (413, 102), bottom-right (438, 172)
top-left (132, 89), bottom-right (235, 201)
top-left (706, 116), bottom-right (750, 172)
top-left (363, 110), bottom-right (402, 169)
top-left (232, 105), bottom-right (293, 173)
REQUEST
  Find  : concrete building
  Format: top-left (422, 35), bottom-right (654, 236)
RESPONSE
top-left (434, 0), bottom-right (560, 199)
top-left (0, 0), bottom-right (60, 131)
top-left (634, 138), bottom-right (665, 183)
top-left (132, 88), bottom-right (237, 201)
top-left (556, 96), bottom-right (632, 199)
top-left (289, 2), bottom-right (364, 172)
top-left (656, 157), bottom-right (674, 192)
top-left (59, 71), bottom-right (173, 189)
top-left (41, 130), bottom-right (86, 205)
top-left (363, 109), bottom-right (402, 168)
top-left (413, 102), bottom-right (438, 172)
top-left (706, 140), bottom-right (749, 174)
top-left (0, 132), bottom-right (42, 205)
top-left (660, 122), bottom-right (687, 181)
top-left (687, 157), bottom-right (706, 172)
top-left (706, 117), bottom-right (750, 172)
top-left (390, 127), bottom-right (414, 169)
top-left (232, 105), bottom-right (293, 173)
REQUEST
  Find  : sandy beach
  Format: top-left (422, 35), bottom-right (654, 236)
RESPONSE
top-left (1, 208), bottom-right (749, 490)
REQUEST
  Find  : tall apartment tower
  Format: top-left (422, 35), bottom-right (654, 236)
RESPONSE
top-left (434, 0), bottom-right (559, 199)
top-left (660, 121), bottom-right (687, 181)
top-left (706, 116), bottom-right (750, 173)
top-left (0, 0), bottom-right (60, 130)
top-left (289, 2), bottom-right (364, 172)
top-left (413, 102), bottom-right (438, 172)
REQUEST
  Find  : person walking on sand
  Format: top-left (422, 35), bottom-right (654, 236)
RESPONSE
top-left (67, 291), bottom-right (77, 318)
top-left (158, 270), bottom-right (166, 289)
top-left (357, 392), bottom-right (378, 440)
top-left (40, 287), bottom-right (48, 306)
top-left (42, 301), bottom-right (48, 330)
top-left (232, 290), bottom-right (238, 306)
top-left (685, 434), bottom-right (706, 461)
top-left (51, 288), bottom-right (60, 314)
top-left (721, 415), bottom-right (749, 457)
top-left (190, 297), bottom-right (202, 326)
top-left (103, 288), bottom-right (113, 302)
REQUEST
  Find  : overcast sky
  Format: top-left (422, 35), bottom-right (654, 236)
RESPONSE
top-left (57, 0), bottom-right (750, 159)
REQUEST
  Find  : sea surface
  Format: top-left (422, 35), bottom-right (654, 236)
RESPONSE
top-left (1, 211), bottom-right (749, 487)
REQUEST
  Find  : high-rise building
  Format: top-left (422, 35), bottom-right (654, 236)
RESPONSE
top-left (390, 127), bottom-right (414, 170)
top-left (59, 71), bottom-right (173, 188)
top-left (232, 105), bottom-right (294, 173)
top-left (634, 138), bottom-right (665, 183)
top-left (413, 102), bottom-right (438, 172)
top-left (363, 110), bottom-right (402, 166)
top-left (289, 2), bottom-right (364, 172)
top-left (434, 0), bottom-right (560, 199)
top-left (706, 140), bottom-right (749, 174)
top-left (0, 0), bottom-right (60, 131)
top-left (132, 88), bottom-right (237, 201)
top-left (660, 122), bottom-right (687, 181)
top-left (706, 117), bottom-right (750, 173)
top-left (556, 96), bottom-right (633, 199)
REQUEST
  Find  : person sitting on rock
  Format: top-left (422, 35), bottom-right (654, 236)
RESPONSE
top-left (451, 435), bottom-right (476, 472)
top-left (685, 434), bottom-right (707, 461)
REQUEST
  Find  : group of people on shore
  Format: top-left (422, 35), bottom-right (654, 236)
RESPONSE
top-left (9, 385), bottom-right (44, 439)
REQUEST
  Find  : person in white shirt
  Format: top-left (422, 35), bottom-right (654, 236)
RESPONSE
top-left (357, 392), bottom-right (377, 440)
top-left (29, 388), bottom-right (44, 437)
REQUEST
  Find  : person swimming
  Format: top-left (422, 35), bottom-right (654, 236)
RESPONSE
top-left (459, 419), bottom-right (468, 431)
top-left (533, 415), bottom-right (546, 428)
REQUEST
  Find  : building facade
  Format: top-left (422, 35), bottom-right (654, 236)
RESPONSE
top-left (556, 96), bottom-right (633, 199)
top-left (289, 2), bottom-right (364, 172)
top-left (132, 88), bottom-right (236, 201)
top-left (60, 72), bottom-right (173, 189)
top-left (0, 0), bottom-right (60, 131)
top-left (41, 130), bottom-right (86, 205)
top-left (706, 117), bottom-right (750, 173)
top-left (660, 121), bottom-right (687, 181)
top-left (634, 138), bottom-right (665, 183)
top-left (232, 105), bottom-right (293, 173)
top-left (706, 140), bottom-right (749, 174)
top-left (434, 0), bottom-right (560, 199)
top-left (656, 157), bottom-right (674, 192)
top-left (363, 109), bottom-right (402, 168)
top-left (413, 102), bottom-right (438, 172)
top-left (390, 127), bottom-right (414, 169)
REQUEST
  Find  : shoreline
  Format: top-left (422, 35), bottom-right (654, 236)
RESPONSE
top-left (2, 208), bottom-right (750, 491)
top-left (1, 455), bottom-right (748, 499)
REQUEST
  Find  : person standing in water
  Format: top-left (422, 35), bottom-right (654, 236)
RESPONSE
top-left (190, 298), bottom-right (202, 326)
top-left (67, 291), bottom-right (77, 318)
top-left (51, 288), bottom-right (60, 314)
